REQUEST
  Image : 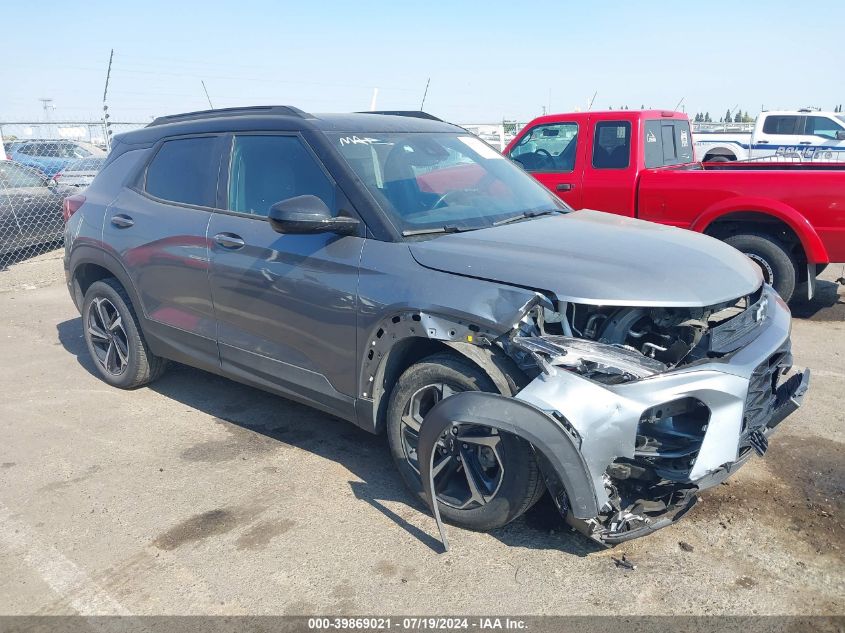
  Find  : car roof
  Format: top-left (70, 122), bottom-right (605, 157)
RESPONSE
top-left (116, 106), bottom-right (465, 145)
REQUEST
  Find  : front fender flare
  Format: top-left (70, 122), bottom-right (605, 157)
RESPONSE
top-left (417, 391), bottom-right (598, 550)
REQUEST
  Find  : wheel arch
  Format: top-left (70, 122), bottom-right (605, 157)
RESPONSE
top-left (701, 147), bottom-right (738, 161)
top-left (359, 310), bottom-right (530, 434)
top-left (692, 200), bottom-right (829, 265)
top-left (69, 246), bottom-right (145, 317)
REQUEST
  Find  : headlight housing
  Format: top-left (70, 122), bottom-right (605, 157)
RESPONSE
top-left (513, 335), bottom-right (667, 381)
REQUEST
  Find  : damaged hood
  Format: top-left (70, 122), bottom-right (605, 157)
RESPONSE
top-left (408, 210), bottom-right (762, 307)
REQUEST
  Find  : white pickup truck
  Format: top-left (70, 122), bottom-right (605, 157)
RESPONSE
top-left (694, 110), bottom-right (845, 162)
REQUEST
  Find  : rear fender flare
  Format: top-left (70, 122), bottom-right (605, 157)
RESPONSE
top-left (418, 391), bottom-right (599, 525)
top-left (69, 245), bottom-right (145, 317)
top-left (692, 198), bottom-right (829, 264)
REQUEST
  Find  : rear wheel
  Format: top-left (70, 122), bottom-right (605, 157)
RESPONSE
top-left (724, 232), bottom-right (797, 302)
top-left (82, 278), bottom-right (167, 389)
top-left (386, 352), bottom-right (544, 531)
top-left (704, 154), bottom-right (733, 163)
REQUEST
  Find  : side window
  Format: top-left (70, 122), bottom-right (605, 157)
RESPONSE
top-left (593, 121), bottom-right (631, 169)
top-left (507, 123), bottom-right (578, 172)
top-left (762, 116), bottom-right (801, 135)
top-left (145, 136), bottom-right (219, 207)
top-left (227, 135), bottom-right (335, 217)
top-left (806, 116), bottom-right (843, 140)
top-left (0, 161), bottom-right (46, 188)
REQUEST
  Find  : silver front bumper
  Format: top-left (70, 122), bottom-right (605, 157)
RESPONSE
top-left (516, 285), bottom-right (806, 511)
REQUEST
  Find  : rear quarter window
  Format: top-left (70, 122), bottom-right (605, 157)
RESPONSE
top-left (644, 120), bottom-right (694, 168)
top-left (144, 137), bottom-right (219, 207)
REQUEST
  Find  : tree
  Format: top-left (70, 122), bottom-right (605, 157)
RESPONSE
top-left (743, 111), bottom-right (753, 122)
top-left (734, 111), bottom-right (742, 122)
top-left (704, 112), bottom-right (712, 122)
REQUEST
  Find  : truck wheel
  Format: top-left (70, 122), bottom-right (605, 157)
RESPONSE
top-left (386, 352), bottom-right (545, 531)
top-left (724, 233), bottom-right (797, 302)
top-left (82, 278), bottom-right (168, 389)
top-left (704, 154), bottom-right (732, 163)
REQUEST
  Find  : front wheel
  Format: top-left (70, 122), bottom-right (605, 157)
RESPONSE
top-left (386, 352), bottom-right (544, 531)
top-left (724, 233), bottom-right (797, 302)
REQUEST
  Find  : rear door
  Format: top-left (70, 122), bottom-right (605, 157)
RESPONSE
top-left (207, 133), bottom-right (363, 419)
top-left (753, 114), bottom-right (804, 157)
top-left (103, 134), bottom-right (224, 369)
top-left (505, 121), bottom-right (583, 208)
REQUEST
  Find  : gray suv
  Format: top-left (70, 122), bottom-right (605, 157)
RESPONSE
top-left (63, 106), bottom-right (809, 546)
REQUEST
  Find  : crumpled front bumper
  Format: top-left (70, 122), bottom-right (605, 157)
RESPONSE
top-left (419, 286), bottom-right (810, 548)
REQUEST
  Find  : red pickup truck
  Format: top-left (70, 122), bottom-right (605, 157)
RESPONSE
top-left (504, 110), bottom-right (845, 302)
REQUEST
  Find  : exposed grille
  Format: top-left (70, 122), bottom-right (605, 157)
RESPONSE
top-left (742, 341), bottom-right (791, 436)
top-left (709, 288), bottom-right (767, 354)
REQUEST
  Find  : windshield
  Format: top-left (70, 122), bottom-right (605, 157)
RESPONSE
top-left (328, 132), bottom-right (569, 234)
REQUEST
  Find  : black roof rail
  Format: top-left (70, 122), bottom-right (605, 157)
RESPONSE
top-left (147, 105), bottom-right (311, 127)
top-left (358, 110), bottom-right (443, 122)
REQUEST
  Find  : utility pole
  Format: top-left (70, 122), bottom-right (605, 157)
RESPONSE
top-left (38, 98), bottom-right (54, 121)
top-left (419, 78), bottom-right (430, 111)
top-left (201, 80), bottom-right (214, 109)
top-left (102, 49), bottom-right (114, 151)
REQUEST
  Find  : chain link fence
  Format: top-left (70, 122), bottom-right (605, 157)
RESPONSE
top-left (0, 121), bottom-right (145, 268)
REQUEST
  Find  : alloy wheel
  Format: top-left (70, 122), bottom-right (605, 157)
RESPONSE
top-left (399, 383), bottom-right (505, 510)
top-left (87, 297), bottom-right (130, 376)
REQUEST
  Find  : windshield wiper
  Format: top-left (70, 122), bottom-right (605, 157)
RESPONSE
top-left (492, 209), bottom-right (563, 227)
top-left (402, 225), bottom-right (468, 237)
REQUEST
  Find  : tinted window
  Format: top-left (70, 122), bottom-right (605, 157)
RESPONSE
top-left (593, 121), bottom-right (631, 169)
top-left (145, 137), bottom-right (219, 207)
top-left (806, 116), bottom-right (844, 140)
top-left (227, 135), bottom-right (334, 217)
top-left (644, 120), bottom-right (694, 168)
top-left (508, 122), bottom-right (578, 172)
top-left (762, 115), bottom-right (801, 135)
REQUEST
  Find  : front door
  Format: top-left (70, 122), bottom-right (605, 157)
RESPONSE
top-left (506, 121), bottom-right (583, 208)
top-left (208, 133), bottom-right (363, 419)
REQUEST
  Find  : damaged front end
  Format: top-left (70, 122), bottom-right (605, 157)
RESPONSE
top-left (418, 284), bottom-right (810, 549)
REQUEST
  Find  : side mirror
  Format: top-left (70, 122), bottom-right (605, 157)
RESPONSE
top-left (268, 195), bottom-right (360, 235)
top-left (836, 131), bottom-right (845, 141)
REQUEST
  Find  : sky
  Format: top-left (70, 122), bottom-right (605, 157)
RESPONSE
top-left (2, 0), bottom-right (843, 125)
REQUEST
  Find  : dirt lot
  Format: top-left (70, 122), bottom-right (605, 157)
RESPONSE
top-left (0, 250), bottom-right (843, 616)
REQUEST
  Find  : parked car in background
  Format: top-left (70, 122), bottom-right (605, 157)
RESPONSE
top-left (0, 160), bottom-right (75, 256)
top-left (55, 156), bottom-right (106, 188)
top-left (506, 109), bottom-right (845, 302)
top-left (693, 110), bottom-right (845, 162)
top-left (5, 140), bottom-right (105, 177)
top-left (62, 106), bottom-right (809, 547)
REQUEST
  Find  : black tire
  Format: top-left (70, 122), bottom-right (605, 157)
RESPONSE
top-left (704, 154), bottom-right (732, 163)
top-left (386, 352), bottom-right (545, 531)
top-left (81, 278), bottom-right (167, 389)
top-left (724, 233), bottom-right (797, 302)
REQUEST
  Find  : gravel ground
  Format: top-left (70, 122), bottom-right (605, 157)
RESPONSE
top-left (0, 250), bottom-right (842, 616)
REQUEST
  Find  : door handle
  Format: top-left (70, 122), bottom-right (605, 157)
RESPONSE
top-left (110, 214), bottom-right (134, 228)
top-left (556, 183), bottom-right (574, 192)
top-left (757, 140), bottom-right (769, 144)
top-left (799, 141), bottom-right (812, 145)
top-left (214, 233), bottom-right (245, 249)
